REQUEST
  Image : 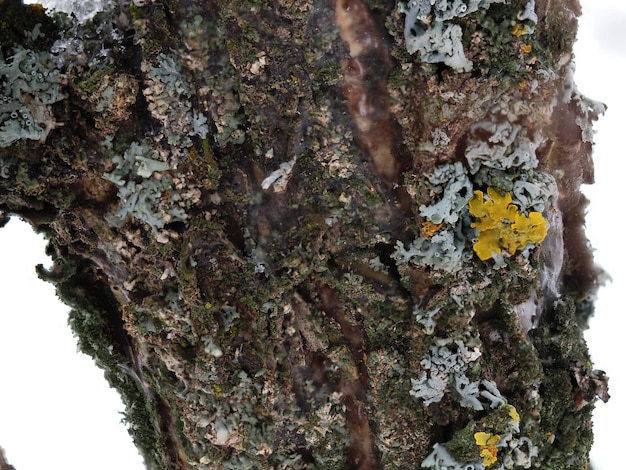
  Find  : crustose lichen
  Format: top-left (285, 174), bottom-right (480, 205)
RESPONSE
top-left (468, 187), bottom-right (547, 261)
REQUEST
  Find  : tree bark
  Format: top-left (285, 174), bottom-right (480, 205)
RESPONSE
top-left (0, 0), bottom-right (608, 469)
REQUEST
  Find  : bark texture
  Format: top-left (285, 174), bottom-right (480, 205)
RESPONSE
top-left (0, 0), bottom-right (608, 469)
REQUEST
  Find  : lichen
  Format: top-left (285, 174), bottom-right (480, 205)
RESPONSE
top-left (0, 0), bottom-right (605, 468)
top-left (103, 140), bottom-right (200, 232)
top-left (468, 187), bottom-right (548, 261)
top-left (465, 118), bottom-right (540, 175)
top-left (419, 162), bottom-right (473, 225)
top-left (474, 432), bottom-right (500, 466)
top-left (395, 162), bottom-right (478, 272)
top-left (409, 339), bottom-right (482, 406)
top-left (0, 44), bottom-right (66, 147)
top-left (398, 0), bottom-right (508, 72)
top-left (75, 67), bottom-right (139, 133)
top-left (393, 226), bottom-right (472, 273)
top-left (423, 402), bottom-right (538, 469)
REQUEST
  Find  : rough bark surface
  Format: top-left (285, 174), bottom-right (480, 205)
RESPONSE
top-left (0, 0), bottom-right (609, 469)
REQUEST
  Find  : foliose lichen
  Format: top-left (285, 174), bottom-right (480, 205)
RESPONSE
top-left (103, 140), bottom-right (200, 232)
top-left (413, 305), bottom-right (440, 335)
top-left (422, 403), bottom-right (538, 469)
top-left (419, 161), bottom-right (473, 225)
top-left (393, 162), bottom-right (477, 272)
top-left (468, 187), bottom-right (548, 261)
top-left (0, 44), bottom-right (66, 147)
top-left (142, 53), bottom-right (209, 158)
top-left (398, 0), bottom-right (507, 72)
top-left (465, 118), bottom-right (540, 175)
top-left (393, 225), bottom-right (472, 273)
top-left (409, 339), bottom-right (482, 406)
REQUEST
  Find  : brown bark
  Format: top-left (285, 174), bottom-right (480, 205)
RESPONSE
top-left (0, 0), bottom-right (607, 468)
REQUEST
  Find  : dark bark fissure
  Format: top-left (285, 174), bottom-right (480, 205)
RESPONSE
top-left (315, 282), bottom-right (379, 469)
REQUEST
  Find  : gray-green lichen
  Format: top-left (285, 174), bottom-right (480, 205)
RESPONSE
top-left (399, 0), bottom-right (510, 72)
top-left (0, 43), bottom-right (66, 147)
top-left (103, 140), bottom-right (200, 232)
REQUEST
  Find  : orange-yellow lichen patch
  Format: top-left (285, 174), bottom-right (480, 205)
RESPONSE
top-left (505, 404), bottom-right (520, 425)
top-left (421, 220), bottom-right (444, 238)
top-left (474, 432), bottom-right (501, 467)
top-left (511, 23), bottom-right (531, 37)
top-left (468, 188), bottom-right (548, 261)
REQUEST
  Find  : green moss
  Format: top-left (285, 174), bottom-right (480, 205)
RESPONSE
top-left (466, 2), bottom-right (531, 80)
top-left (530, 296), bottom-right (596, 468)
top-left (365, 298), bottom-right (412, 350)
top-left (191, 138), bottom-right (222, 190)
top-left (76, 66), bottom-right (115, 94)
top-left (537, 6), bottom-right (579, 69)
top-left (446, 421), bottom-right (479, 463)
top-left (132, 3), bottom-right (174, 57)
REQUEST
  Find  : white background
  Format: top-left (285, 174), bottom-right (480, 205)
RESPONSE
top-left (0, 219), bottom-right (145, 469)
top-left (1, 0), bottom-right (624, 469)
top-left (575, 1), bottom-right (626, 469)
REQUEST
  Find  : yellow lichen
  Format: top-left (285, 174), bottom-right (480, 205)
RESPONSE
top-left (505, 404), bottom-right (520, 424)
top-left (468, 188), bottom-right (548, 261)
top-left (421, 220), bottom-right (444, 238)
top-left (474, 432), bottom-right (501, 467)
top-left (511, 23), bottom-right (531, 37)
